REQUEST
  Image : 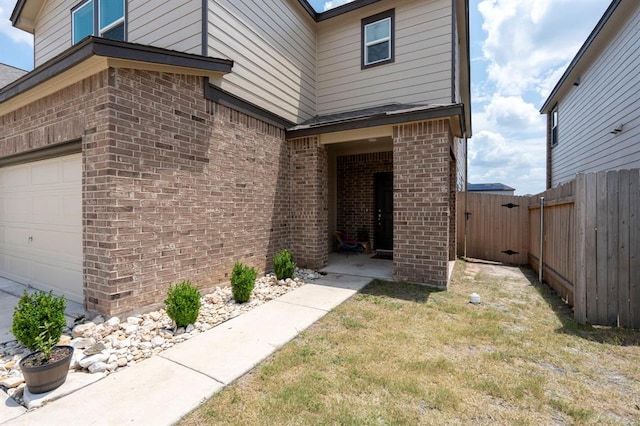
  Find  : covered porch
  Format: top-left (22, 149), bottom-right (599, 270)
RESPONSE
top-left (287, 103), bottom-right (466, 289)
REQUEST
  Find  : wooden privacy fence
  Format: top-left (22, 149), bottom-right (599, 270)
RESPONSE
top-left (458, 168), bottom-right (640, 329)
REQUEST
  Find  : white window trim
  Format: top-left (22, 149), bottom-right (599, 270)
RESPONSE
top-left (364, 17), bottom-right (392, 66)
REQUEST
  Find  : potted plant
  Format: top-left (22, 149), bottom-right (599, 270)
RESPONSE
top-left (10, 290), bottom-right (73, 394)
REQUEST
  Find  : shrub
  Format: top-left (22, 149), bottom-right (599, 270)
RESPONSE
top-left (273, 249), bottom-right (296, 280)
top-left (11, 291), bottom-right (67, 360)
top-left (164, 280), bottom-right (202, 328)
top-left (231, 262), bottom-right (257, 303)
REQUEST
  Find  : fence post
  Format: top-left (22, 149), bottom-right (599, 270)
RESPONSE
top-left (574, 174), bottom-right (587, 323)
top-left (539, 197), bottom-right (544, 283)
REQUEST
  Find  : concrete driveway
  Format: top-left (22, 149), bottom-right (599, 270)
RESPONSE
top-left (0, 277), bottom-right (85, 344)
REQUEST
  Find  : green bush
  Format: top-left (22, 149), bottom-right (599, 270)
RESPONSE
top-left (231, 262), bottom-right (257, 303)
top-left (273, 249), bottom-right (296, 280)
top-left (164, 280), bottom-right (202, 327)
top-left (11, 291), bottom-right (67, 360)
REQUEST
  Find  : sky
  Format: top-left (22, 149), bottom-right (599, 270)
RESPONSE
top-left (0, 0), bottom-right (612, 195)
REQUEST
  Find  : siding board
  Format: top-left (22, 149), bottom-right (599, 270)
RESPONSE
top-left (208, 0), bottom-right (316, 123)
top-left (551, 7), bottom-right (640, 186)
top-left (316, 0), bottom-right (452, 115)
top-left (35, 0), bottom-right (75, 66)
top-left (128, 0), bottom-right (202, 54)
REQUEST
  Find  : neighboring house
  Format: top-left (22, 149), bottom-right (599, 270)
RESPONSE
top-left (540, 0), bottom-right (640, 188)
top-left (1, 0), bottom-right (471, 316)
top-left (467, 183), bottom-right (515, 195)
top-left (0, 63), bottom-right (27, 88)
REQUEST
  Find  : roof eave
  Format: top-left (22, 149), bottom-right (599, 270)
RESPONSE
top-left (286, 104), bottom-right (465, 139)
top-left (0, 37), bottom-right (233, 105)
top-left (540, 0), bottom-right (622, 113)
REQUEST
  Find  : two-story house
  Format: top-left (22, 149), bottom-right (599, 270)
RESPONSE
top-left (1, 0), bottom-right (471, 316)
top-left (540, 0), bottom-right (639, 188)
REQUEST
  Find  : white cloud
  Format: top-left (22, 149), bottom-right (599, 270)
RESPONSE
top-left (468, 0), bottom-right (609, 194)
top-left (478, 0), bottom-right (608, 99)
top-left (483, 95), bottom-right (545, 134)
top-left (323, 0), bottom-right (355, 12)
top-left (0, 0), bottom-right (33, 46)
top-left (468, 131), bottom-right (546, 195)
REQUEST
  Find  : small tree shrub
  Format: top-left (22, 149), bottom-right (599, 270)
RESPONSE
top-left (11, 291), bottom-right (67, 360)
top-left (231, 262), bottom-right (257, 303)
top-left (164, 280), bottom-right (202, 327)
top-left (273, 249), bottom-right (296, 280)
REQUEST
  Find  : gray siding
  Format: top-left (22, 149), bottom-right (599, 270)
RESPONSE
top-left (128, 0), bottom-right (202, 54)
top-left (316, 0), bottom-right (452, 116)
top-left (34, 0), bottom-right (202, 67)
top-left (551, 6), bottom-right (640, 186)
top-left (34, 0), bottom-right (75, 67)
top-left (207, 0), bottom-right (316, 123)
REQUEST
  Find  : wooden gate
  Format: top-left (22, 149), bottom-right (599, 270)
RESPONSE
top-left (457, 192), bottom-right (530, 264)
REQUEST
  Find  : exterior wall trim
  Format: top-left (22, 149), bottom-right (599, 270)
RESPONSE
top-left (0, 139), bottom-right (81, 167)
top-left (0, 37), bottom-right (233, 104)
top-left (204, 82), bottom-right (294, 129)
top-left (287, 104), bottom-right (465, 139)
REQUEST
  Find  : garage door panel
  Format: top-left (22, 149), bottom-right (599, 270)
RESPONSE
top-left (31, 161), bottom-right (60, 185)
top-left (0, 154), bottom-right (82, 303)
top-left (2, 167), bottom-right (30, 187)
top-left (3, 196), bottom-right (32, 222)
top-left (33, 229), bottom-right (82, 259)
top-left (62, 158), bottom-right (82, 183)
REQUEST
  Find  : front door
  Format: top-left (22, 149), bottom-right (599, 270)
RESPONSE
top-left (374, 172), bottom-right (393, 250)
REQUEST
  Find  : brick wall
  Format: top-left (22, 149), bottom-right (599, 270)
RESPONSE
top-left (393, 119), bottom-right (451, 287)
top-left (289, 136), bottom-right (328, 270)
top-left (1, 68), bottom-right (293, 316)
top-left (336, 151), bottom-right (393, 247)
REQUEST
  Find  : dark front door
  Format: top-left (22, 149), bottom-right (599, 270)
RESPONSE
top-left (374, 172), bottom-right (393, 250)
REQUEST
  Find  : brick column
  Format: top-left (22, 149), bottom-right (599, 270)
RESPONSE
top-left (393, 119), bottom-right (451, 287)
top-left (289, 136), bottom-right (329, 269)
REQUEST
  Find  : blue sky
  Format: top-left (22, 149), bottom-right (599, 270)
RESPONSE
top-left (1, 0), bottom-right (611, 194)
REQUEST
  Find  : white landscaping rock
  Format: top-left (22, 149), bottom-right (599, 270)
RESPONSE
top-left (78, 353), bottom-right (109, 369)
top-left (88, 362), bottom-right (108, 374)
top-left (0, 266), bottom-right (316, 409)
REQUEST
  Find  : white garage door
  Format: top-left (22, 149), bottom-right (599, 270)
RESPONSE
top-left (0, 154), bottom-right (83, 303)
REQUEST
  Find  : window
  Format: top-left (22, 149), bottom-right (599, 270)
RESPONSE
top-left (551, 105), bottom-right (558, 146)
top-left (72, 0), bottom-right (125, 44)
top-left (362, 9), bottom-right (394, 69)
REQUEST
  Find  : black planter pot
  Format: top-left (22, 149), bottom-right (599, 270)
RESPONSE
top-left (19, 346), bottom-right (74, 394)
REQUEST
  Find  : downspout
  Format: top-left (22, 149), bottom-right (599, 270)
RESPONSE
top-left (464, 136), bottom-right (468, 259)
top-left (539, 197), bottom-right (544, 283)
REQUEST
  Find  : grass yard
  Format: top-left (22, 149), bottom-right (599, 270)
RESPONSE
top-left (179, 260), bottom-right (640, 425)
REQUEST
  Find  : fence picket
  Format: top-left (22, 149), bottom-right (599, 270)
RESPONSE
top-left (456, 168), bottom-right (640, 329)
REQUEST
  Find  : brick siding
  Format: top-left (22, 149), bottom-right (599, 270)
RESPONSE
top-left (289, 136), bottom-right (328, 270)
top-left (393, 119), bottom-right (452, 287)
top-left (336, 151), bottom-right (393, 248)
top-left (1, 68), bottom-right (292, 316)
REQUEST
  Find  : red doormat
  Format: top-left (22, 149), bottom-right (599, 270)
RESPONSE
top-left (371, 252), bottom-right (393, 260)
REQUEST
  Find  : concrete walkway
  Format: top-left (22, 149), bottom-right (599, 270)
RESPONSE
top-left (1, 273), bottom-right (371, 425)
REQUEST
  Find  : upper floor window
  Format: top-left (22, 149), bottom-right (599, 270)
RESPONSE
top-left (72, 0), bottom-right (125, 45)
top-left (551, 105), bottom-right (558, 146)
top-left (362, 9), bottom-right (394, 69)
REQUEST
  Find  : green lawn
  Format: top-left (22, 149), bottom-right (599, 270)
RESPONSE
top-left (179, 260), bottom-right (640, 425)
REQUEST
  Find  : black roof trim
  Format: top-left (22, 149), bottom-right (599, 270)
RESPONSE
top-left (540, 0), bottom-right (621, 113)
top-left (286, 104), bottom-right (464, 138)
top-left (296, 0), bottom-right (383, 22)
top-left (10, 0), bottom-right (26, 25)
top-left (204, 82), bottom-right (294, 129)
top-left (0, 139), bottom-right (81, 168)
top-left (0, 37), bottom-right (233, 104)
